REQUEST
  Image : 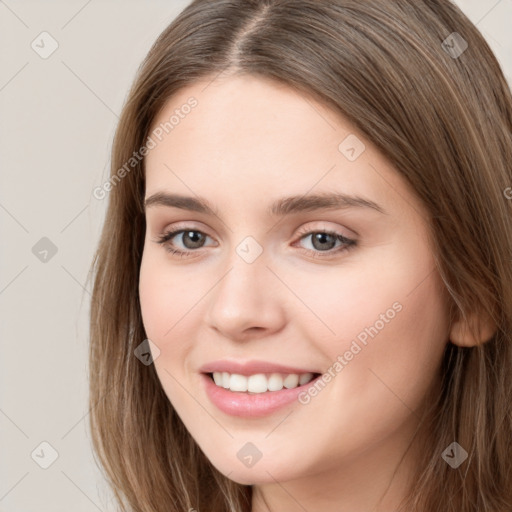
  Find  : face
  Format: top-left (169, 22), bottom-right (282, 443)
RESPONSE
top-left (139, 74), bottom-right (450, 489)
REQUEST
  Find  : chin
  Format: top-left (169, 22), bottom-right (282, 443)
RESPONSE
top-left (207, 451), bottom-right (303, 485)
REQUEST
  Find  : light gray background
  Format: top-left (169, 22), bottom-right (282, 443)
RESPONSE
top-left (1, 1), bottom-right (510, 510)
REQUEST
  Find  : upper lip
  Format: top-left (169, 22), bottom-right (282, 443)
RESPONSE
top-left (199, 359), bottom-right (319, 376)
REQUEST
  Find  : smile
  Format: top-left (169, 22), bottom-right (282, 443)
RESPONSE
top-left (210, 371), bottom-right (317, 393)
top-left (201, 371), bottom-right (322, 417)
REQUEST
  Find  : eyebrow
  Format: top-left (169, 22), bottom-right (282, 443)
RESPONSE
top-left (144, 191), bottom-right (388, 216)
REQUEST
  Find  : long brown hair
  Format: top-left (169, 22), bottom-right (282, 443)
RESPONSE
top-left (87, 1), bottom-right (512, 510)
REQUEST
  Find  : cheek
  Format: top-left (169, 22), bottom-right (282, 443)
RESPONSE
top-left (301, 240), bottom-right (449, 402)
top-left (139, 262), bottom-right (169, 340)
top-left (138, 253), bottom-right (196, 406)
top-left (288, 270), bottom-right (449, 466)
top-left (138, 249), bottom-right (195, 341)
top-left (326, 258), bottom-right (449, 415)
top-left (283, 260), bottom-right (441, 360)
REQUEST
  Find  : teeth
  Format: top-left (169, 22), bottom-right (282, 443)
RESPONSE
top-left (299, 373), bottom-right (313, 385)
top-left (248, 374), bottom-right (267, 393)
top-left (268, 373), bottom-right (284, 391)
top-left (229, 373), bottom-right (248, 392)
top-left (283, 374), bottom-right (299, 388)
top-left (211, 371), bottom-right (315, 393)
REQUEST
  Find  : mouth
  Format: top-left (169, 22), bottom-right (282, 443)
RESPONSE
top-left (200, 370), bottom-right (323, 417)
top-left (206, 371), bottom-right (321, 393)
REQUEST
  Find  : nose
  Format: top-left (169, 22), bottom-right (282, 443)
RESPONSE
top-left (205, 246), bottom-right (287, 342)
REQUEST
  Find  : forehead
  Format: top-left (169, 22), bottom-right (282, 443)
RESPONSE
top-left (144, 74), bottom-right (427, 222)
top-left (147, 74), bottom-right (344, 167)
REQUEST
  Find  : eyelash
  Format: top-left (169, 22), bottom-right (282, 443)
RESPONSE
top-left (153, 225), bottom-right (357, 260)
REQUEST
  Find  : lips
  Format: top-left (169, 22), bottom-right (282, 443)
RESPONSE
top-left (199, 359), bottom-right (319, 376)
top-left (198, 359), bottom-right (323, 417)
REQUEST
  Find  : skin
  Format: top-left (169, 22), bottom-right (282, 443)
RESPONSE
top-left (139, 73), bottom-right (458, 511)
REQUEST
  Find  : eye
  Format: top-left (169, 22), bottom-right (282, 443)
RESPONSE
top-left (293, 227), bottom-right (356, 259)
top-left (153, 226), bottom-right (357, 259)
top-left (153, 228), bottom-right (214, 258)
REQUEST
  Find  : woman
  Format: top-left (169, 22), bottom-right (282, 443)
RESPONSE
top-left (88, 1), bottom-right (512, 510)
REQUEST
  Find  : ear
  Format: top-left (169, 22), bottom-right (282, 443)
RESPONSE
top-left (449, 307), bottom-right (497, 347)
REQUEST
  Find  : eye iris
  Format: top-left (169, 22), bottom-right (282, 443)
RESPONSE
top-left (312, 232), bottom-right (336, 251)
top-left (183, 231), bottom-right (205, 249)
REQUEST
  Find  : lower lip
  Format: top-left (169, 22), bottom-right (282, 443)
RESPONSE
top-left (201, 373), bottom-right (320, 417)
